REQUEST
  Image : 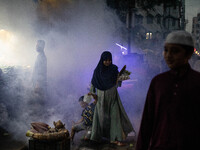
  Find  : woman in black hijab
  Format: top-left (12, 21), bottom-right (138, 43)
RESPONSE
top-left (90, 51), bottom-right (134, 145)
top-left (91, 51), bottom-right (118, 91)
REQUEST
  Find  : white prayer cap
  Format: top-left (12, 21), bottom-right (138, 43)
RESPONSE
top-left (165, 30), bottom-right (194, 47)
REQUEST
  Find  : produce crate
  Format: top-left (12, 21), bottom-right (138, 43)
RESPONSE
top-left (29, 138), bottom-right (70, 150)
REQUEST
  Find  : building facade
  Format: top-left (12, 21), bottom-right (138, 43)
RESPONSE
top-left (131, 0), bottom-right (185, 54)
top-left (192, 13), bottom-right (200, 52)
top-left (107, 0), bottom-right (185, 54)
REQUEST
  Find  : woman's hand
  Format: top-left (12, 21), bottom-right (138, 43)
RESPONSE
top-left (88, 92), bottom-right (97, 100)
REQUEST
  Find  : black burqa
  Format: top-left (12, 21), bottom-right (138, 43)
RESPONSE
top-left (91, 51), bottom-right (118, 90)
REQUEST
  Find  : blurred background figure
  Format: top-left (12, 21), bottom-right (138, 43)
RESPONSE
top-left (32, 40), bottom-right (47, 100)
top-left (193, 59), bottom-right (200, 72)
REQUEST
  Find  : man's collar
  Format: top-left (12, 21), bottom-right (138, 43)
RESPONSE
top-left (170, 63), bottom-right (190, 78)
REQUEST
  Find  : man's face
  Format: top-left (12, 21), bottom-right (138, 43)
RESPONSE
top-left (103, 59), bottom-right (112, 66)
top-left (164, 44), bottom-right (191, 69)
top-left (36, 43), bottom-right (44, 53)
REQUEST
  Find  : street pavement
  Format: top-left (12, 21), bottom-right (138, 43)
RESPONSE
top-left (0, 127), bottom-right (136, 150)
top-left (0, 128), bottom-right (26, 150)
top-left (71, 136), bottom-right (136, 150)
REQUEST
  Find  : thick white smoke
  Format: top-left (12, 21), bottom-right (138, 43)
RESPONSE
top-left (0, 0), bottom-right (148, 142)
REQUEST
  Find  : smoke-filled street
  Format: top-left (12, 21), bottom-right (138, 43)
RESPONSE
top-left (1, 0), bottom-right (200, 150)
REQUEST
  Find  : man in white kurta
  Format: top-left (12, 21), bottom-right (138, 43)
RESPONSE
top-left (32, 40), bottom-right (47, 98)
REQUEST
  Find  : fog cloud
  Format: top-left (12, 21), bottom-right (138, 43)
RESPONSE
top-left (0, 0), bottom-right (150, 142)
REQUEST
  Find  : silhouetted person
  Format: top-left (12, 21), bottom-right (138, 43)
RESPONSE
top-left (136, 30), bottom-right (200, 150)
top-left (32, 40), bottom-right (47, 100)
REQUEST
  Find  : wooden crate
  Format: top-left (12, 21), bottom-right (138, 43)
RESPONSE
top-left (29, 138), bottom-right (70, 150)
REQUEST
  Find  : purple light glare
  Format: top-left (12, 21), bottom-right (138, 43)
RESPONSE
top-left (116, 43), bottom-right (128, 55)
top-left (115, 43), bottom-right (127, 50)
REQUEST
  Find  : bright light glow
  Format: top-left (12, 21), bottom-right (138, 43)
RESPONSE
top-left (116, 43), bottom-right (127, 50)
top-left (0, 29), bottom-right (19, 66)
top-left (150, 33), bottom-right (152, 39)
top-left (194, 50), bottom-right (200, 56)
top-left (122, 50), bottom-right (128, 55)
top-left (146, 32), bottom-right (153, 39)
top-left (0, 29), bottom-right (14, 41)
top-left (146, 33), bottom-right (149, 39)
top-left (116, 43), bottom-right (128, 55)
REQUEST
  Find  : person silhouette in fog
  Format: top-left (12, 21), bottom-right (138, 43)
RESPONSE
top-left (32, 40), bottom-right (47, 100)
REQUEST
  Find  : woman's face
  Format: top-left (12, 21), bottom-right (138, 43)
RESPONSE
top-left (103, 59), bottom-right (112, 66)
